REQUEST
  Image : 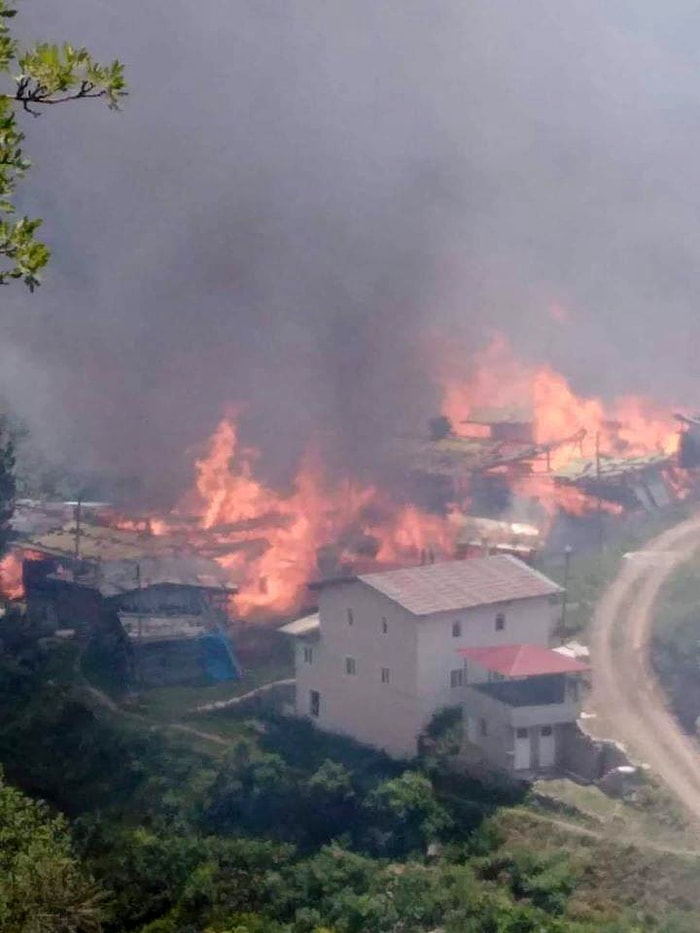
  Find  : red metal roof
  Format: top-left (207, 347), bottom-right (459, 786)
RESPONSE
top-left (358, 555), bottom-right (561, 616)
top-left (457, 644), bottom-right (589, 678)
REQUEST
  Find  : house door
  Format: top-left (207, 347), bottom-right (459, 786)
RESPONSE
top-left (514, 727), bottom-right (531, 770)
top-left (539, 725), bottom-right (555, 768)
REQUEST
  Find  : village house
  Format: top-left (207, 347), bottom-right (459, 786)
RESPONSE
top-left (458, 643), bottom-right (589, 774)
top-left (281, 555), bottom-right (568, 764)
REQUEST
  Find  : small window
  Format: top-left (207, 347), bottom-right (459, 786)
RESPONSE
top-left (450, 668), bottom-right (464, 688)
top-left (480, 718), bottom-right (488, 736)
top-left (345, 656), bottom-right (357, 676)
top-left (310, 690), bottom-right (320, 717)
top-left (516, 727), bottom-right (528, 739)
top-left (452, 621), bottom-right (462, 638)
top-left (541, 725), bottom-right (553, 737)
top-left (495, 612), bottom-right (505, 632)
top-left (347, 609), bottom-right (354, 626)
top-left (381, 616), bottom-right (388, 634)
top-left (303, 646), bottom-right (313, 664)
top-left (381, 667), bottom-right (390, 684)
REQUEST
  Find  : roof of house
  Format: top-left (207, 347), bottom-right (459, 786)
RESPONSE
top-left (457, 643), bottom-right (589, 677)
top-left (49, 556), bottom-right (235, 597)
top-left (118, 612), bottom-right (208, 644)
top-left (357, 555), bottom-right (561, 616)
top-left (279, 613), bottom-right (320, 636)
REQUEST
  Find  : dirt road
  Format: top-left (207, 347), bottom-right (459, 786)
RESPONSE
top-left (590, 513), bottom-right (700, 820)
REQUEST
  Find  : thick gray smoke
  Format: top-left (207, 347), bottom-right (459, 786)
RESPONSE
top-left (1, 1), bottom-right (700, 502)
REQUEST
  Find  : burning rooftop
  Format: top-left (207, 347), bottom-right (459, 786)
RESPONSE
top-left (1, 335), bottom-right (690, 620)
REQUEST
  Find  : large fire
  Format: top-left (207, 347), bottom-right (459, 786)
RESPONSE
top-left (10, 334), bottom-right (680, 618)
top-left (441, 335), bottom-right (680, 519)
top-left (441, 335), bottom-right (677, 461)
top-left (174, 417), bottom-right (456, 616)
top-left (160, 334), bottom-right (679, 616)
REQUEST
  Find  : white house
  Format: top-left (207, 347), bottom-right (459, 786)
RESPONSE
top-left (281, 555), bottom-right (563, 759)
top-left (458, 643), bottom-right (589, 775)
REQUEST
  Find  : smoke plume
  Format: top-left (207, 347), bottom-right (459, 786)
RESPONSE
top-left (1, 1), bottom-right (699, 502)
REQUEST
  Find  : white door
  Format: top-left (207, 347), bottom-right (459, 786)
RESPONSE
top-left (514, 727), bottom-right (531, 770)
top-left (539, 725), bottom-right (555, 768)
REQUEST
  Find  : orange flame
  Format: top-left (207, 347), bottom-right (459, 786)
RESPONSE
top-left (439, 334), bottom-right (681, 516)
top-left (188, 418), bottom-right (457, 617)
top-left (0, 551), bottom-right (24, 600)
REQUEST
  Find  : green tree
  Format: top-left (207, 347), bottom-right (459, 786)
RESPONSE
top-left (363, 771), bottom-right (453, 855)
top-left (0, 0), bottom-right (125, 290)
top-left (0, 768), bottom-right (104, 932)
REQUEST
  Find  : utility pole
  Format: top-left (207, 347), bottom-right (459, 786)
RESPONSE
top-left (595, 431), bottom-right (604, 552)
top-left (73, 498), bottom-right (83, 566)
top-left (560, 545), bottom-right (573, 642)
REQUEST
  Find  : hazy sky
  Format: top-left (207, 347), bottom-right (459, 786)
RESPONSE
top-left (2, 1), bottom-right (700, 501)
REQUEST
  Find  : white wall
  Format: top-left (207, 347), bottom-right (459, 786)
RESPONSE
top-left (293, 585), bottom-right (559, 758)
top-left (416, 594), bottom-right (556, 715)
top-left (294, 581), bottom-right (422, 757)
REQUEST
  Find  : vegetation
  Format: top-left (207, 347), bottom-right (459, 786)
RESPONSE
top-left (1, 612), bottom-right (700, 931)
top-left (0, 768), bottom-right (104, 932)
top-left (0, 0), bottom-right (125, 290)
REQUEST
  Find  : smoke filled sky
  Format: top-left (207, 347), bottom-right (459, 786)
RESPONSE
top-left (2, 1), bottom-right (700, 500)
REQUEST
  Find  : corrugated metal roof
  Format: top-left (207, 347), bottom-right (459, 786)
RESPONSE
top-left (50, 556), bottom-right (235, 596)
top-left (554, 452), bottom-right (670, 482)
top-left (458, 643), bottom-right (589, 677)
top-left (358, 556), bottom-right (561, 616)
top-left (118, 612), bottom-right (207, 643)
top-left (22, 523), bottom-right (176, 562)
top-left (279, 613), bottom-right (320, 636)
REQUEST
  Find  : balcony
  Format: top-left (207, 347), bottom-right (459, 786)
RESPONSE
top-left (465, 674), bottom-right (581, 728)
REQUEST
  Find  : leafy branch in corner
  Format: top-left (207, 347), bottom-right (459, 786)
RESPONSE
top-left (0, 1), bottom-right (126, 290)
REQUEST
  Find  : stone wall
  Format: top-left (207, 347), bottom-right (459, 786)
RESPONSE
top-left (560, 722), bottom-right (631, 782)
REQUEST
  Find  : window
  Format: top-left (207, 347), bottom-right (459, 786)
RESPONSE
top-left (451, 621), bottom-right (462, 638)
top-left (345, 657), bottom-right (357, 676)
top-left (303, 646), bottom-right (313, 664)
top-left (541, 725), bottom-right (553, 737)
top-left (515, 727), bottom-right (528, 739)
top-left (480, 718), bottom-right (488, 736)
top-left (381, 616), bottom-right (388, 634)
top-left (450, 668), bottom-right (464, 688)
top-left (495, 612), bottom-right (505, 632)
top-left (309, 690), bottom-right (320, 717)
top-left (381, 667), bottom-right (390, 684)
top-left (347, 609), bottom-right (354, 626)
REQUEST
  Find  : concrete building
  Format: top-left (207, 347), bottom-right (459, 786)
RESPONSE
top-left (458, 643), bottom-right (588, 774)
top-left (282, 555), bottom-right (563, 759)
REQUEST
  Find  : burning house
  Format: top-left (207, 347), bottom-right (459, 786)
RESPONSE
top-left (18, 519), bottom-right (240, 687)
top-left (676, 413), bottom-right (700, 469)
top-left (552, 452), bottom-right (676, 512)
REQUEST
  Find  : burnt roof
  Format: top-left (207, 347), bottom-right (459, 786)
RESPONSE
top-left (356, 555), bottom-right (561, 616)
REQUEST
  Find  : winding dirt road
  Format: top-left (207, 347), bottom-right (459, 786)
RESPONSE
top-left (590, 513), bottom-right (700, 820)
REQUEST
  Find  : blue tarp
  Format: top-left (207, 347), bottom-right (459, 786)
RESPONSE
top-left (198, 627), bottom-right (241, 682)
